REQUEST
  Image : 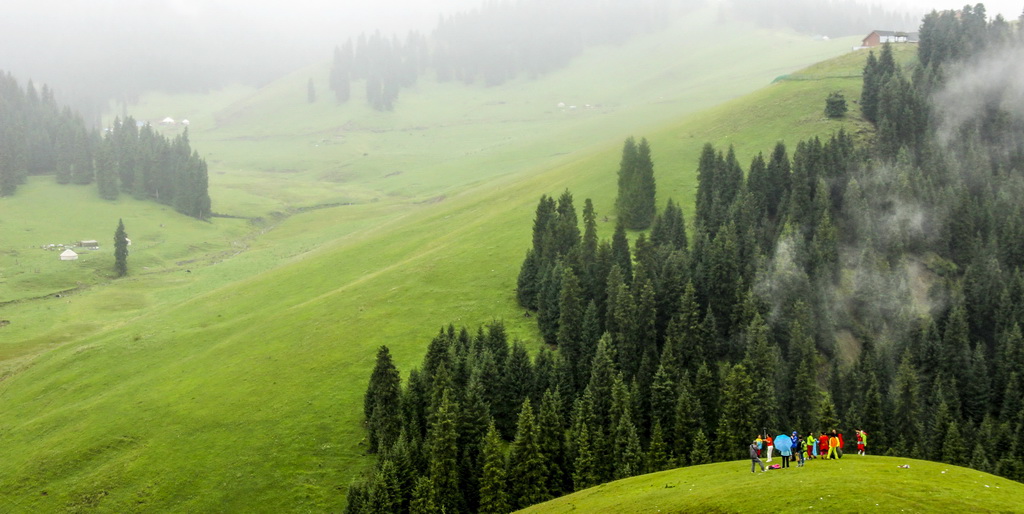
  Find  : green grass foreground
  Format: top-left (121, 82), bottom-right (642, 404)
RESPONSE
top-left (521, 456), bottom-right (1024, 513)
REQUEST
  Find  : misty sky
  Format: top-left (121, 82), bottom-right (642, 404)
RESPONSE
top-left (880, 0), bottom-right (1022, 18)
top-left (1, 0), bottom-right (1019, 112)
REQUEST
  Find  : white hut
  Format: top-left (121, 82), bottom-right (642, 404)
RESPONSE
top-left (60, 249), bottom-right (78, 261)
top-left (161, 117), bottom-right (175, 125)
top-left (181, 119), bottom-right (190, 126)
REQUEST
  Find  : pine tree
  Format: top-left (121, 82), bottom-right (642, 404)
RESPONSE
top-left (571, 422), bottom-right (598, 490)
top-left (478, 422), bottom-right (510, 514)
top-left (942, 421), bottom-right (966, 465)
top-left (614, 408), bottom-right (643, 479)
top-left (537, 389), bottom-right (565, 497)
top-left (557, 267), bottom-right (587, 395)
top-left (344, 480), bottom-right (370, 514)
top-left (825, 91), bottom-right (848, 118)
top-left (408, 476), bottom-right (436, 514)
top-left (611, 222), bottom-right (632, 281)
top-left (114, 218), bottom-right (129, 277)
top-left (689, 428), bottom-right (712, 466)
top-left (646, 421), bottom-right (671, 472)
top-left (695, 143), bottom-right (719, 231)
top-left (368, 459), bottom-right (402, 513)
top-left (715, 363), bottom-right (757, 460)
top-left (95, 139), bottom-right (119, 200)
top-left (365, 346), bottom-right (402, 453)
top-left (891, 352), bottom-right (924, 457)
top-left (508, 398), bottom-right (547, 509)
top-left (427, 389), bottom-right (462, 513)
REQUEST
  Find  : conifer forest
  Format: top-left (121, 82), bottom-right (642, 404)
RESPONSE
top-left (0, 72), bottom-right (211, 219)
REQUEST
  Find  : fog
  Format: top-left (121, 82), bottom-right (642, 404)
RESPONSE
top-left (2, 0), bottom-right (1019, 120)
top-left (881, 0), bottom-right (1022, 18)
top-left (0, 0), bottom-right (483, 116)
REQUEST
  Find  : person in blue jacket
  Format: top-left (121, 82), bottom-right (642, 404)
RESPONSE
top-left (793, 431), bottom-right (805, 467)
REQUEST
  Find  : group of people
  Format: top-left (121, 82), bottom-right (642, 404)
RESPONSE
top-left (749, 429), bottom-right (868, 473)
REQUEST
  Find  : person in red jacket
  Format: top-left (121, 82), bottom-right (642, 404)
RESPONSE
top-left (837, 430), bottom-right (845, 459)
top-left (818, 432), bottom-right (829, 458)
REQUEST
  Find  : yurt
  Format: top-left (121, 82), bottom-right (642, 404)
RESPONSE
top-left (60, 249), bottom-right (78, 261)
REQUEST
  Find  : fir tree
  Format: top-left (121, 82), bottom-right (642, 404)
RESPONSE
top-left (825, 91), bottom-right (848, 118)
top-left (646, 421), bottom-right (671, 472)
top-left (942, 421), bottom-right (966, 465)
top-left (571, 422), bottom-right (598, 491)
top-left (427, 389), bottom-right (462, 513)
top-left (508, 398), bottom-right (547, 509)
top-left (715, 363), bottom-right (757, 460)
top-left (478, 422), bottom-right (510, 514)
top-left (689, 428), bottom-right (712, 465)
top-left (114, 218), bottom-right (129, 277)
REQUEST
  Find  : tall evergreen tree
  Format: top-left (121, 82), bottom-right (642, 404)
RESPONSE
top-left (715, 363), bottom-right (757, 460)
top-left (508, 398), bottom-right (547, 510)
top-left (427, 389), bottom-right (462, 513)
top-left (478, 422), bottom-right (510, 514)
top-left (114, 218), bottom-right (129, 277)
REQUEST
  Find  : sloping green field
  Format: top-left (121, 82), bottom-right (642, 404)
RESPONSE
top-left (0, 10), bottom-right (896, 511)
top-left (521, 456), bottom-right (1024, 513)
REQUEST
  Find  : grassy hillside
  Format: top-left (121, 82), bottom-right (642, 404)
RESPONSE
top-left (520, 456), bottom-right (1024, 513)
top-left (0, 11), bottom-right (884, 511)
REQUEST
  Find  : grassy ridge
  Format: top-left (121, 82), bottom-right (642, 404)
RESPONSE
top-left (521, 456), bottom-right (1024, 513)
top-left (0, 14), bottom-right (871, 512)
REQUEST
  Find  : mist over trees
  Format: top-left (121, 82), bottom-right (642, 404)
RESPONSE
top-left (329, 0), bottom-right (678, 110)
top-left (724, 0), bottom-right (915, 36)
top-left (0, 72), bottom-right (211, 219)
top-left (0, 0), bottom-right (483, 123)
top-left (347, 5), bottom-right (1024, 512)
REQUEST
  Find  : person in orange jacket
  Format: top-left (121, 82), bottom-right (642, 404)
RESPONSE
top-left (765, 434), bottom-right (774, 462)
top-left (827, 430), bottom-right (840, 460)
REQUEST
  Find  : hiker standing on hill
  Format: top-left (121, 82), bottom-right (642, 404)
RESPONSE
top-left (765, 434), bottom-right (774, 462)
top-left (751, 439), bottom-right (767, 473)
top-left (807, 433), bottom-right (817, 460)
top-left (857, 429), bottom-right (868, 455)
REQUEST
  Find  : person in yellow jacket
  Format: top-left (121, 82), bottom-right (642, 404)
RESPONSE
top-left (807, 434), bottom-right (817, 459)
top-left (827, 430), bottom-right (840, 460)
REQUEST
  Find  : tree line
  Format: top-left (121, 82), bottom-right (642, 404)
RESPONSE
top-left (0, 72), bottom-right (211, 219)
top-left (348, 4), bottom-right (1024, 512)
top-left (328, 0), bottom-right (675, 111)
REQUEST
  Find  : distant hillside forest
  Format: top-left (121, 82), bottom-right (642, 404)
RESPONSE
top-left (0, 73), bottom-right (211, 219)
top-left (328, 0), bottom-right (677, 111)
top-left (350, 6), bottom-right (1024, 514)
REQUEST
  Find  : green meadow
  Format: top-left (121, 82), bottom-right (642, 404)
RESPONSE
top-left (521, 456), bottom-right (1024, 513)
top-left (0, 10), bottom-right (931, 511)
